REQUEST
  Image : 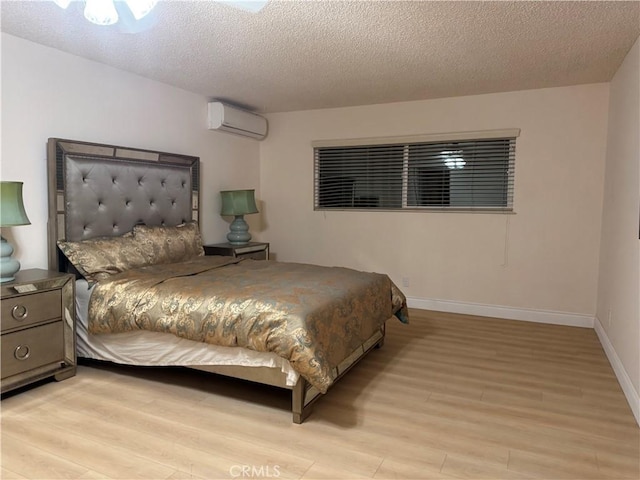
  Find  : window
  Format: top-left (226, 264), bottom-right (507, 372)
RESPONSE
top-left (314, 129), bottom-right (518, 212)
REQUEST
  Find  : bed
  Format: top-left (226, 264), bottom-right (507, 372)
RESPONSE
top-left (46, 138), bottom-right (407, 423)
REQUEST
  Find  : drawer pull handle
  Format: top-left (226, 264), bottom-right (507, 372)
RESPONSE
top-left (14, 345), bottom-right (30, 361)
top-left (11, 305), bottom-right (28, 321)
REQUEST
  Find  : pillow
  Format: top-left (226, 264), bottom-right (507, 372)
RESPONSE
top-left (133, 221), bottom-right (204, 266)
top-left (57, 232), bottom-right (149, 285)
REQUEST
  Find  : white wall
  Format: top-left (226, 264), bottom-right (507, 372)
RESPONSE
top-left (260, 84), bottom-right (609, 323)
top-left (596, 36), bottom-right (640, 423)
top-left (1, 34), bottom-right (261, 270)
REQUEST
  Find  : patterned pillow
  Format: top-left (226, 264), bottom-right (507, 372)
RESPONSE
top-left (133, 221), bottom-right (204, 265)
top-left (57, 232), bottom-right (149, 285)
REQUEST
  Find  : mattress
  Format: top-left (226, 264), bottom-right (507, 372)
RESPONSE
top-left (75, 279), bottom-right (299, 386)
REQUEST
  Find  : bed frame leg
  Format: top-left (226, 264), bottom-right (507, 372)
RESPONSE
top-left (375, 323), bottom-right (386, 349)
top-left (290, 323), bottom-right (387, 423)
top-left (292, 377), bottom-right (312, 424)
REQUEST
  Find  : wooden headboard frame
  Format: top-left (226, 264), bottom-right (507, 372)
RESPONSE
top-left (47, 138), bottom-right (200, 272)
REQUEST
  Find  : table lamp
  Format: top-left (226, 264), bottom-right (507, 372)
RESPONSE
top-left (220, 189), bottom-right (259, 245)
top-left (0, 181), bottom-right (31, 283)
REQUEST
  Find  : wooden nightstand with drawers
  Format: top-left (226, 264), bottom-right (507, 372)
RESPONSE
top-left (203, 242), bottom-right (269, 260)
top-left (1, 269), bottom-right (76, 394)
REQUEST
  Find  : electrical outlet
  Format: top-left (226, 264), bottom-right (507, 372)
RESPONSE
top-left (402, 277), bottom-right (410, 287)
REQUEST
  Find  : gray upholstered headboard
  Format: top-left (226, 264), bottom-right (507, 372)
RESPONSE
top-left (47, 138), bottom-right (200, 272)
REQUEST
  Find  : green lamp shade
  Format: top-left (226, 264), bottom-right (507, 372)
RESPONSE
top-left (0, 181), bottom-right (30, 283)
top-left (220, 189), bottom-right (259, 245)
top-left (1, 181), bottom-right (30, 227)
top-left (220, 189), bottom-right (259, 216)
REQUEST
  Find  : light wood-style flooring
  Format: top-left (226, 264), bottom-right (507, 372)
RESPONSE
top-left (1, 309), bottom-right (638, 479)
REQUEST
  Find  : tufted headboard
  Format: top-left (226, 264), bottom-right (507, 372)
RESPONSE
top-left (47, 138), bottom-right (200, 272)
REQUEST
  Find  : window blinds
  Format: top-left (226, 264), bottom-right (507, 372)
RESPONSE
top-left (314, 130), bottom-right (518, 212)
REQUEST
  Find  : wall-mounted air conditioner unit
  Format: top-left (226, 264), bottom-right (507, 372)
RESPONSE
top-left (207, 102), bottom-right (268, 140)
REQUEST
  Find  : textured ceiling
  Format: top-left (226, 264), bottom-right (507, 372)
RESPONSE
top-left (2, 1), bottom-right (639, 113)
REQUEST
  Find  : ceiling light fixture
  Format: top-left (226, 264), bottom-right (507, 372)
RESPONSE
top-left (125, 0), bottom-right (159, 20)
top-left (84, 0), bottom-right (119, 26)
top-left (219, 1), bottom-right (268, 13)
top-left (52, 0), bottom-right (72, 8)
top-left (442, 150), bottom-right (466, 170)
top-left (52, 0), bottom-right (158, 26)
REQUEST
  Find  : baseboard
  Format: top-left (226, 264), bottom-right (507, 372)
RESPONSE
top-left (405, 297), bottom-right (595, 328)
top-left (594, 316), bottom-right (640, 427)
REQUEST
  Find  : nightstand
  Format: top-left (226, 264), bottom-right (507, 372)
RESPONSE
top-left (1, 269), bottom-right (76, 394)
top-left (203, 242), bottom-right (269, 260)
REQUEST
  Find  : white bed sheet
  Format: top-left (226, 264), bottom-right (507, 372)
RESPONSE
top-left (75, 279), bottom-right (299, 386)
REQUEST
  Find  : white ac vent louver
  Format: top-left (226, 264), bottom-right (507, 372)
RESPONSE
top-left (207, 102), bottom-right (268, 140)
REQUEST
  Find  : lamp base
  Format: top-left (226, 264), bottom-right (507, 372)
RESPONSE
top-left (0, 236), bottom-right (20, 283)
top-left (227, 215), bottom-right (252, 245)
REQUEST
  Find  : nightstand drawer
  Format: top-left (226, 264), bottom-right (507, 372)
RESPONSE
top-left (204, 242), bottom-right (269, 260)
top-left (1, 321), bottom-right (64, 379)
top-left (1, 289), bottom-right (62, 331)
top-left (239, 250), bottom-right (268, 260)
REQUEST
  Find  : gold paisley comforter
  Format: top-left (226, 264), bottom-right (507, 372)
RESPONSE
top-left (89, 256), bottom-right (408, 392)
